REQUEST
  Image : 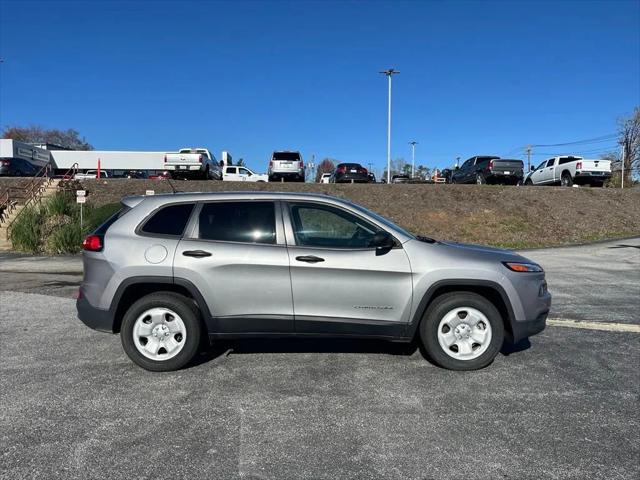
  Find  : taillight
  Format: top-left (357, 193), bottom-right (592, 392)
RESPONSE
top-left (358, 167), bottom-right (368, 174)
top-left (336, 166), bottom-right (346, 174)
top-left (299, 160), bottom-right (304, 169)
top-left (1, 160), bottom-right (10, 166)
top-left (82, 235), bottom-right (103, 252)
top-left (489, 160), bottom-right (494, 170)
top-left (269, 160), bottom-right (273, 168)
top-left (576, 161), bottom-right (582, 169)
top-left (198, 155), bottom-right (203, 163)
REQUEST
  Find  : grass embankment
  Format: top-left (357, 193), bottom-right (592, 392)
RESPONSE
top-left (10, 191), bottom-right (119, 254)
top-left (76, 180), bottom-right (640, 249)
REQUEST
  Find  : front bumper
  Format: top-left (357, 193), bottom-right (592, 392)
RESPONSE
top-left (508, 311), bottom-right (548, 343)
top-left (77, 293), bottom-right (115, 333)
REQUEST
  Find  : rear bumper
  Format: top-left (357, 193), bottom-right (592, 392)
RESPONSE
top-left (574, 171), bottom-right (612, 179)
top-left (77, 293), bottom-right (115, 333)
top-left (164, 165), bottom-right (202, 171)
top-left (335, 174), bottom-right (369, 183)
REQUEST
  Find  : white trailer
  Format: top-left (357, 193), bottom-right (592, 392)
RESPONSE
top-left (49, 150), bottom-right (166, 172)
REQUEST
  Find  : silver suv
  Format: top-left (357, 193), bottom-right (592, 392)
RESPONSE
top-left (268, 151), bottom-right (305, 182)
top-left (77, 192), bottom-right (551, 371)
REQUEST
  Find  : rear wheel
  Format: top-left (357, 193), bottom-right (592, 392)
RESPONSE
top-left (419, 292), bottom-right (504, 370)
top-left (476, 173), bottom-right (486, 185)
top-left (561, 172), bottom-right (573, 187)
top-left (120, 292), bottom-right (202, 372)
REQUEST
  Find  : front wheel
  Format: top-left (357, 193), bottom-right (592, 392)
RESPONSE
top-left (419, 292), bottom-right (504, 370)
top-left (524, 178), bottom-right (533, 186)
top-left (120, 292), bottom-right (203, 372)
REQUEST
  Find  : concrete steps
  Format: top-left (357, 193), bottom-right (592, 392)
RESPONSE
top-left (0, 180), bottom-right (60, 251)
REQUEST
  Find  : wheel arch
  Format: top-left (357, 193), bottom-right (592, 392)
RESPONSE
top-left (407, 280), bottom-right (516, 341)
top-left (109, 276), bottom-right (211, 333)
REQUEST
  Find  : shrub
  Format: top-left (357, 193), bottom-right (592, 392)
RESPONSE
top-left (83, 203), bottom-right (121, 233)
top-left (10, 206), bottom-right (42, 253)
top-left (48, 223), bottom-right (84, 254)
top-left (45, 192), bottom-right (75, 216)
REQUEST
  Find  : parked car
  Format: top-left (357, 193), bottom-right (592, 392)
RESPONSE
top-left (523, 156), bottom-right (611, 187)
top-left (451, 156), bottom-right (524, 185)
top-left (330, 163), bottom-right (370, 183)
top-left (319, 173), bottom-right (332, 184)
top-left (440, 169), bottom-right (453, 184)
top-left (268, 151), bottom-right (305, 182)
top-left (164, 148), bottom-right (222, 180)
top-left (77, 192), bottom-right (550, 372)
top-left (391, 174), bottom-right (410, 184)
top-left (0, 158), bottom-right (38, 177)
top-left (222, 165), bottom-right (268, 182)
top-left (75, 170), bottom-right (110, 179)
top-left (121, 170), bottom-right (148, 179)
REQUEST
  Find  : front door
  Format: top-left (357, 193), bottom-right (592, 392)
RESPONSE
top-left (283, 201), bottom-right (413, 337)
top-left (174, 200), bottom-right (294, 333)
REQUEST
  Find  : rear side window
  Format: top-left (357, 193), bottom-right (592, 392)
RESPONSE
top-left (141, 203), bottom-right (195, 236)
top-left (198, 202), bottom-right (276, 244)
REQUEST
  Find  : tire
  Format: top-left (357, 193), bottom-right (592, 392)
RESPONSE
top-left (419, 292), bottom-right (504, 371)
top-left (120, 292), bottom-right (203, 372)
top-left (476, 173), bottom-right (485, 185)
top-left (524, 179), bottom-right (533, 186)
top-left (561, 172), bottom-right (573, 187)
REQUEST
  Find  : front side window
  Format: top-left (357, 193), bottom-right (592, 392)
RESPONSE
top-left (545, 159), bottom-right (556, 168)
top-left (289, 203), bottom-right (380, 248)
top-left (198, 202), bottom-right (276, 244)
top-left (141, 203), bottom-right (195, 236)
top-left (239, 168), bottom-right (251, 175)
top-left (536, 160), bottom-right (547, 170)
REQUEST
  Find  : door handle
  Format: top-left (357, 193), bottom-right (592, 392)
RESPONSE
top-left (182, 250), bottom-right (212, 258)
top-left (295, 255), bottom-right (325, 263)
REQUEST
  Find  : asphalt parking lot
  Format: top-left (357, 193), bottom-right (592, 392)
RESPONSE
top-left (0, 238), bottom-right (638, 479)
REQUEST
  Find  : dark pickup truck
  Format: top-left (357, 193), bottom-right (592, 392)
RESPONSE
top-left (451, 156), bottom-right (524, 185)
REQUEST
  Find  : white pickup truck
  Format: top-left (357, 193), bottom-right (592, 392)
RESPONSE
top-left (164, 148), bottom-right (222, 180)
top-left (523, 155), bottom-right (612, 187)
top-left (74, 170), bottom-right (109, 179)
top-left (222, 165), bottom-right (268, 182)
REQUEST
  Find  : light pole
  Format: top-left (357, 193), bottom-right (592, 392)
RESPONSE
top-left (380, 68), bottom-right (400, 183)
top-left (409, 141), bottom-right (417, 178)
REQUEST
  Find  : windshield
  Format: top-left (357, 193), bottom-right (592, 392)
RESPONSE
top-left (346, 201), bottom-right (415, 240)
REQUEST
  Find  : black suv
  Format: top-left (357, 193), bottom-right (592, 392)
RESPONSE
top-left (451, 156), bottom-right (524, 185)
top-left (330, 163), bottom-right (370, 183)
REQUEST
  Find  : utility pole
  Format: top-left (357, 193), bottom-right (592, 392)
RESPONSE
top-left (526, 146), bottom-right (532, 172)
top-left (621, 142), bottom-right (625, 189)
top-left (380, 69), bottom-right (400, 183)
top-left (409, 141), bottom-right (417, 178)
top-left (455, 156), bottom-right (460, 168)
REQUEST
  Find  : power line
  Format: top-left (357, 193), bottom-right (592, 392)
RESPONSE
top-left (531, 133), bottom-right (617, 148)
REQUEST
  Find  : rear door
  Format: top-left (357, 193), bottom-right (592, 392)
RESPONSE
top-left (283, 201), bottom-right (413, 337)
top-left (173, 200), bottom-right (294, 333)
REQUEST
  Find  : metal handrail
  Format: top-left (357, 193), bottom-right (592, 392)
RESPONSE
top-left (3, 163), bottom-right (55, 239)
top-left (61, 162), bottom-right (79, 180)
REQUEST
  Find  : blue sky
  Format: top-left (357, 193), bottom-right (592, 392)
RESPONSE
top-left (1, 0), bottom-right (638, 174)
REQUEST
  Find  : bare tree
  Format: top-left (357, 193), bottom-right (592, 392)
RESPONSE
top-left (315, 158), bottom-right (336, 182)
top-left (619, 107), bottom-right (640, 183)
top-left (2, 125), bottom-right (93, 150)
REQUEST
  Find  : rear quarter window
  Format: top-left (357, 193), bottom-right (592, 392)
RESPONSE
top-left (140, 203), bottom-right (195, 237)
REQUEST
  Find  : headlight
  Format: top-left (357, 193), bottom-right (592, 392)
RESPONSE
top-left (502, 262), bottom-right (544, 273)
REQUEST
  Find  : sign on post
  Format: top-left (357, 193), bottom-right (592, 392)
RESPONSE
top-left (76, 190), bottom-right (87, 229)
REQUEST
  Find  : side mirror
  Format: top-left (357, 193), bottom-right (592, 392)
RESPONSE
top-left (370, 231), bottom-right (395, 256)
top-left (454, 166), bottom-right (460, 171)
